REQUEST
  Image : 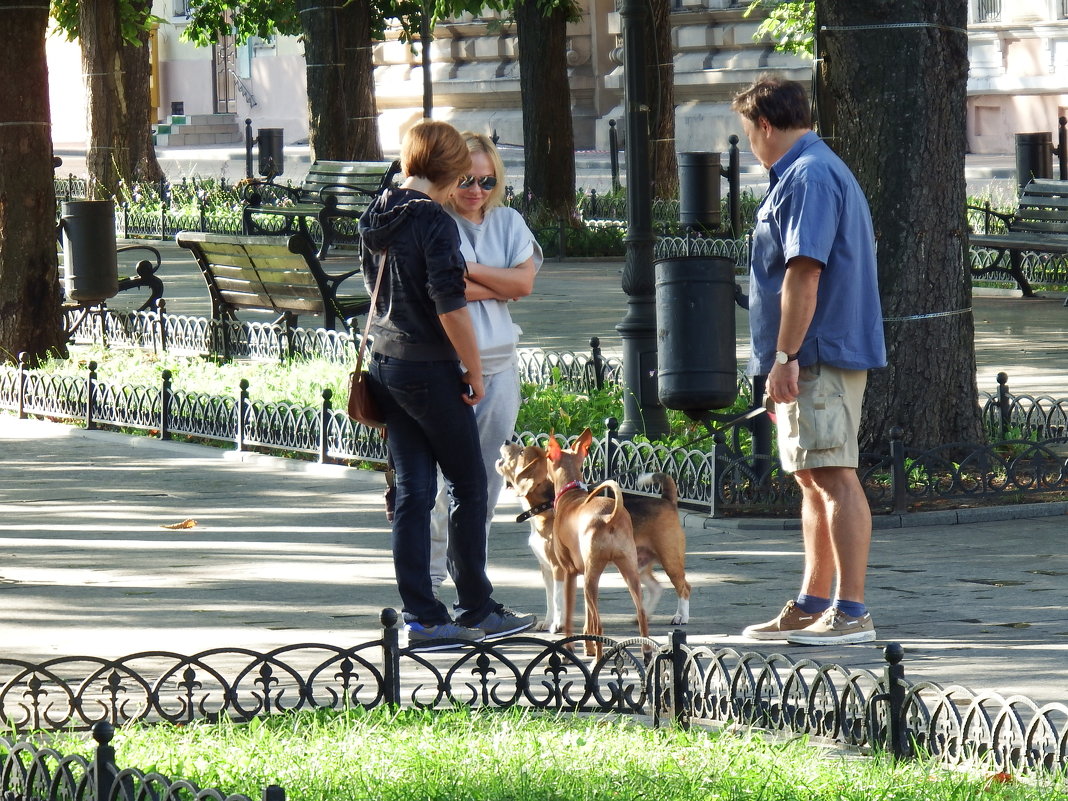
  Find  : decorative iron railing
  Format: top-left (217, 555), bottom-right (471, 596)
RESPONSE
top-left (3, 613), bottom-right (1068, 794)
top-left (0, 724), bottom-right (279, 801)
top-left (2, 352), bottom-right (1067, 515)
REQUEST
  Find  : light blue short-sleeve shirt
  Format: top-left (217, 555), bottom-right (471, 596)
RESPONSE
top-left (747, 131), bottom-right (887, 376)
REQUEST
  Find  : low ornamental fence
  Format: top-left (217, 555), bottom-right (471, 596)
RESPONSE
top-left (1, 344), bottom-right (1067, 515)
top-left (4, 613), bottom-right (1068, 801)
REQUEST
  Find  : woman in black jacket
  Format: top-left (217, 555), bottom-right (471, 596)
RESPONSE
top-left (358, 121), bottom-right (535, 649)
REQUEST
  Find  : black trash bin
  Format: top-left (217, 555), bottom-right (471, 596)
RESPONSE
top-left (677, 152), bottom-right (722, 231)
top-left (1015, 131), bottom-right (1053, 189)
top-left (60, 200), bottom-right (119, 304)
top-left (258, 128), bottom-right (285, 177)
top-left (655, 256), bottom-right (737, 413)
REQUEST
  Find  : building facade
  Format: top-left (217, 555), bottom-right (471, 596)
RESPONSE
top-left (45, 1), bottom-right (1068, 157)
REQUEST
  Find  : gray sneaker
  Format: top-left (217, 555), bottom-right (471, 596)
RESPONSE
top-left (470, 605), bottom-right (537, 639)
top-left (405, 621), bottom-right (485, 651)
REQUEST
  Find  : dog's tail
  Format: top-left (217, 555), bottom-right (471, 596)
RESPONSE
top-left (637, 472), bottom-right (678, 505)
top-left (586, 479), bottom-right (627, 518)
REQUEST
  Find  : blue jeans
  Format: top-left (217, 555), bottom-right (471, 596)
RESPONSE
top-left (369, 353), bottom-right (495, 627)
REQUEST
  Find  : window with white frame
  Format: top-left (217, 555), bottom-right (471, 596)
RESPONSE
top-left (973, 0), bottom-right (1002, 22)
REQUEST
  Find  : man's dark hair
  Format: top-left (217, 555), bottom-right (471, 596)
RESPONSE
top-left (731, 74), bottom-right (811, 130)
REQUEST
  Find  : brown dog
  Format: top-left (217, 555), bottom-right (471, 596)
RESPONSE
top-left (496, 439), bottom-right (692, 635)
top-left (543, 428), bottom-right (647, 656)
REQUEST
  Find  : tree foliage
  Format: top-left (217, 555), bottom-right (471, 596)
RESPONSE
top-left (50, 0), bottom-right (159, 44)
top-left (744, 1), bottom-right (814, 58)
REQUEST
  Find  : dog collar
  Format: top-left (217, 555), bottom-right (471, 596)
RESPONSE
top-left (515, 499), bottom-right (554, 523)
top-left (553, 480), bottom-right (588, 506)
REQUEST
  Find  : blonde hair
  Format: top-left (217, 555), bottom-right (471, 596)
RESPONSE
top-left (459, 131), bottom-right (507, 212)
top-left (400, 120), bottom-right (471, 188)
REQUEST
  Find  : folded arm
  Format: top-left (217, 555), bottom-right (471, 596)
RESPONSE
top-left (464, 257), bottom-right (537, 301)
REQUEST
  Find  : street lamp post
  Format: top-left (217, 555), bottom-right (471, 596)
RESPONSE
top-left (615, 0), bottom-right (669, 440)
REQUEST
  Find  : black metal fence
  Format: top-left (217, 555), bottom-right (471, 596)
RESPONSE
top-left (3, 613), bottom-right (1068, 801)
top-left (2, 346), bottom-right (1067, 515)
top-left (1, 723), bottom-right (282, 801)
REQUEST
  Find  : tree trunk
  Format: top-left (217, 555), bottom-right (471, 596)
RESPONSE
top-left (80, 0), bottom-right (129, 199)
top-left (0, 2), bottom-right (66, 364)
top-left (299, 0), bottom-right (383, 161)
top-left (339, 0), bottom-right (383, 159)
top-left (647, 0), bottom-right (677, 201)
top-left (516, 0), bottom-right (576, 220)
top-left (121, 2), bottom-right (164, 182)
top-left (817, 0), bottom-right (980, 451)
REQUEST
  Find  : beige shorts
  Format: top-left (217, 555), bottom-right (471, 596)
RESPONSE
top-left (774, 364), bottom-right (867, 473)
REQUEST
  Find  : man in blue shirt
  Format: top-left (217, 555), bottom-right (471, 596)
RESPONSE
top-left (732, 75), bottom-right (887, 645)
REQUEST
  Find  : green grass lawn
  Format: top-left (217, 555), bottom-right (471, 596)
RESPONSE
top-left (42, 706), bottom-right (1067, 801)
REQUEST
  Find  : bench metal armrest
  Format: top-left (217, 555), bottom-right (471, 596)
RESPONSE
top-left (966, 203), bottom-right (1012, 234)
top-left (115, 244), bottom-right (164, 311)
top-left (241, 178), bottom-right (302, 207)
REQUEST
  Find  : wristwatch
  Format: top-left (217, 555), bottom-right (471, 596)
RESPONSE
top-left (775, 350), bottom-right (799, 365)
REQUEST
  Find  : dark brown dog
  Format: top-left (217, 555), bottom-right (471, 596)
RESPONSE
top-left (496, 438), bottom-right (692, 635)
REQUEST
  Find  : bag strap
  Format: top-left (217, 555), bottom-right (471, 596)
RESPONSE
top-left (355, 249), bottom-right (387, 374)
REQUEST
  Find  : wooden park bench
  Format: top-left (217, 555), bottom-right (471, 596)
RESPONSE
top-left (175, 231), bottom-right (371, 338)
top-left (241, 159), bottom-right (400, 259)
top-left (967, 179), bottom-right (1068, 298)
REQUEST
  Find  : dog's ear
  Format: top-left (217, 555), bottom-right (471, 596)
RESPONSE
top-left (546, 431), bottom-right (561, 461)
top-left (514, 457), bottom-right (546, 495)
top-left (576, 427), bottom-right (593, 458)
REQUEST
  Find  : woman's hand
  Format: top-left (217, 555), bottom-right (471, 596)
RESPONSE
top-left (461, 370), bottom-right (485, 405)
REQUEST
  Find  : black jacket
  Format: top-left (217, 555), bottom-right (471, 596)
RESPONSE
top-left (358, 188), bottom-right (467, 361)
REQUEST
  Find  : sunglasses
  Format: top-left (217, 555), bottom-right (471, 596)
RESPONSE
top-left (458, 175), bottom-right (498, 190)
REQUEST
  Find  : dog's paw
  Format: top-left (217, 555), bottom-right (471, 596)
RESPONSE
top-left (670, 614), bottom-right (689, 626)
top-left (547, 620), bottom-right (563, 634)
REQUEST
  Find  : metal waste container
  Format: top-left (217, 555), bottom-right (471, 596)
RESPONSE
top-left (678, 152), bottom-right (722, 230)
top-left (258, 128), bottom-right (285, 177)
top-left (655, 256), bottom-right (737, 413)
top-left (60, 200), bottom-right (119, 304)
top-left (1015, 131), bottom-right (1052, 189)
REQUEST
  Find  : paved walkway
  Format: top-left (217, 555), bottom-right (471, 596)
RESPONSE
top-left (1, 417), bottom-right (1066, 705)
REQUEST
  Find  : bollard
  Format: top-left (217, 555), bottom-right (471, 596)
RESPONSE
top-left (86, 361), bottom-right (98, 431)
top-left (670, 628), bottom-right (690, 729)
top-left (161, 369), bottom-right (172, 441)
top-left (604, 417), bottom-right (618, 483)
top-left (727, 135), bottom-right (741, 237)
top-left (381, 608), bottom-right (401, 707)
top-left (589, 336), bottom-right (605, 390)
top-left (996, 372), bottom-right (1011, 440)
top-left (92, 721), bottom-right (118, 801)
top-left (319, 388), bottom-right (332, 463)
top-left (237, 379), bottom-right (250, 451)
top-left (154, 298), bottom-right (168, 354)
top-left (883, 643), bottom-right (909, 759)
top-left (245, 118), bottom-right (255, 179)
